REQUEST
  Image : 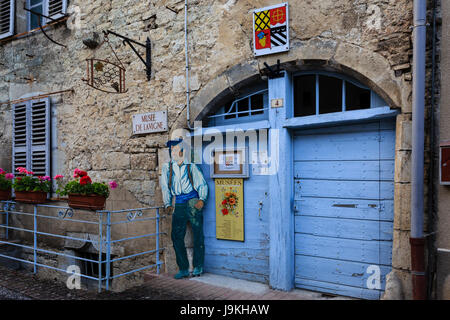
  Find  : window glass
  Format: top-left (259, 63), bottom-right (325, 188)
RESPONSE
top-left (29, 3), bottom-right (44, 29)
top-left (346, 81), bottom-right (371, 111)
top-left (294, 75), bottom-right (316, 117)
top-left (319, 75), bottom-right (342, 114)
top-left (224, 103), bottom-right (237, 119)
top-left (250, 93), bottom-right (264, 115)
top-left (237, 98), bottom-right (250, 118)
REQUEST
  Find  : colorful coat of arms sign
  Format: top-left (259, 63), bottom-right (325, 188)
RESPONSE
top-left (253, 2), bottom-right (289, 56)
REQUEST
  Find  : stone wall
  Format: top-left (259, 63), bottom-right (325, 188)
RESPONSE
top-left (0, 0), bottom-right (434, 298)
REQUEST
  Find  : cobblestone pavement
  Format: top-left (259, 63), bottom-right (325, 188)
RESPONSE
top-left (0, 265), bottom-right (350, 300)
top-left (0, 265), bottom-right (186, 300)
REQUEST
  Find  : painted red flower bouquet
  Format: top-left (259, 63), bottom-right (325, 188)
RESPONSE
top-left (220, 190), bottom-right (239, 217)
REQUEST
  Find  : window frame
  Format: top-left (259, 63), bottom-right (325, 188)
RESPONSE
top-left (27, 0), bottom-right (67, 31)
top-left (206, 89), bottom-right (269, 127)
top-left (0, 0), bottom-right (15, 40)
top-left (291, 71), bottom-right (388, 118)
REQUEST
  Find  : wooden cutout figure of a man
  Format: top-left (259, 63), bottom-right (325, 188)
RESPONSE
top-left (160, 138), bottom-right (208, 279)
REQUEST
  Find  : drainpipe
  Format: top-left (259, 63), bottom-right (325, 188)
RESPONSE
top-left (185, 0), bottom-right (194, 130)
top-left (411, 0), bottom-right (427, 300)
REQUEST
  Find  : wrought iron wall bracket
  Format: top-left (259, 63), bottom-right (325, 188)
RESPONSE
top-left (103, 30), bottom-right (152, 81)
top-left (263, 59), bottom-right (284, 79)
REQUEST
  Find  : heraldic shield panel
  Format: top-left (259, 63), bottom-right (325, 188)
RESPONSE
top-left (253, 2), bottom-right (289, 57)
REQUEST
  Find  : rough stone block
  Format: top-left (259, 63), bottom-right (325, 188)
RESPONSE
top-left (381, 271), bottom-right (404, 300)
top-left (130, 153), bottom-right (157, 171)
top-left (396, 114), bottom-right (412, 151)
top-left (394, 183), bottom-right (411, 231)
top-left (395, 150), bottom-right (411, 183)
top-left (392, 229), bottom-right (411, 271)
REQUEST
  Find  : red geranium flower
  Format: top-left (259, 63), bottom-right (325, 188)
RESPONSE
top-left (79, 170), bottom-right (88, 177)
top-left (79, 175), bottom-right (92, 185)
top-left (221, 208), bottom-right (229, 215)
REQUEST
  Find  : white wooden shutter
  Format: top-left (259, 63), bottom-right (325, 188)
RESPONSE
top-left (12, 103), bottom-right (29, 172)
top-left (12, 98), bottom-right (51, 178)
top-left (0, 0), bottom-right (14, 40)
top-left (46, 0), bottom-right (67, 21)
top-left (30, 99), bottom-right (51, 177)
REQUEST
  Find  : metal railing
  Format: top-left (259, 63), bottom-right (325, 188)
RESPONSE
top-left (0, 200), bottom-right (165, 292)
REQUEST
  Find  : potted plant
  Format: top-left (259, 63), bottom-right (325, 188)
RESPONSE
top-left (13, 167), bottom-right (51, 204)
top-left (0, 168), bottom-right (14, 201)
top-left (55, 169), bottom-right (117, 210)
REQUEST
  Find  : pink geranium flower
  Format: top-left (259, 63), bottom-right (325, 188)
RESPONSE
top-left (109, 181), bottom-right (118, 190)
top-left (0, 168), bottom-right (5, 175)
top-left (5, 173), bottom-right (14, 180)
top-left (54, 175), bottom-right (64, 179)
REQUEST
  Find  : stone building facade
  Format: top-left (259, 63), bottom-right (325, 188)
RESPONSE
top-left (0, 0), bottom-right (439, 299)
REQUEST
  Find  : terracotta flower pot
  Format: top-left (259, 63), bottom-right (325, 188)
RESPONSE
top-left (68, 194), bottom-right (106, 211)
top-left (0, 189), bottom-right (12, 201)
top-left (15, 191), bottom-right (47, 204)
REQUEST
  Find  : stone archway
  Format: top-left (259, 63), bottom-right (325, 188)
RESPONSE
top-left (189, 39), bottom-right (410, 124)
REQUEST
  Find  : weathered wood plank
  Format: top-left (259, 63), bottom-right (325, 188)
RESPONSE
top-left (294, 233), bottom-right (392, 266)
top-left (294, 198), bottom-right (394, 221)
top-left (294, 160), bottom-right (394, 181)
top-left (294, 216), bottom-right (394, 241)
top-left (294, 255), bottom-right (390, 290)
top-left (294, 179), bottom-right (394, 200)
top-left (294, 278), bottom-right (381, 300)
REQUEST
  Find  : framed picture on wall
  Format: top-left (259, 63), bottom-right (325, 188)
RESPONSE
top-left (211, 148), bottom-right (249, 178)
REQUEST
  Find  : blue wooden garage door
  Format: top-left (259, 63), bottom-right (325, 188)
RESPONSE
top-left (293, 119), bottom-right (395, 299)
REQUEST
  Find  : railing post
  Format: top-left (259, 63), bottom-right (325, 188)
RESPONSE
top-left (33, 205), bottom-right (37, 274)
top-left (5, 202), bottom-right (9, 240)
top-left (98, 211), bottom-right (103, 293)
top-left (156, 208), bottom-right (160, 274)
top-left (106, 211), bottom-right (111, 291)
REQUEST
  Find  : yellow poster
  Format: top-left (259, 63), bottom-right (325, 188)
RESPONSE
top-left (215, 178), bottom-right (244, 241)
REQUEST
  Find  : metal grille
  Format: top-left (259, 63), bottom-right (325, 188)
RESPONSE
top-left (78, 252), bottom-right (108, 279)
top-left (209, 89), bottom-right (268, 120)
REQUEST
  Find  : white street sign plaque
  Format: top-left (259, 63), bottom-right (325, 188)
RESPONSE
top-left (132, 110), bottom-right (168, 135)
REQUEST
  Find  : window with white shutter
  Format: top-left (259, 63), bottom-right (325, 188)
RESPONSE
top-left (47, 0), bottom-right (67, 20)
top-left (12, 98), bottom-right (51, 178)
top-left (0, 0), bottom-right (14, 39)
top-left (27, 0), bottom-right (67, 30)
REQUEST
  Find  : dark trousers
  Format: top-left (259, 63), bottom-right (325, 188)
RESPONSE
top-left (171, 198), bottom-right (205, 271)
